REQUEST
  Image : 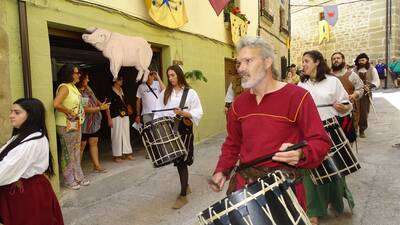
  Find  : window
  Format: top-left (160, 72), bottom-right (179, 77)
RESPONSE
top-left (260, 0), bottom-right (274, 22)
top-left (279, 6), bottom-right (289, 35)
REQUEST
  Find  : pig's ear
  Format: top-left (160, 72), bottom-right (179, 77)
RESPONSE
top-left (86, 27), bottom-right (98, 33)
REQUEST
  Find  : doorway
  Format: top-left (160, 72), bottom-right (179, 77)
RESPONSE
top-left (48, 27), bottom-right (163, 168)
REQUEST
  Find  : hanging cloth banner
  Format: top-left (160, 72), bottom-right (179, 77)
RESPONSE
top-left (230, 13), bottom-right (248, 45)
top-left (318, 20), bottom-right (330, 44)
top-left (323, 5), bottom-right (339, 26)
top-left (145, 0), bottom-right (188, 29)
top-left (208, 0), bottom-right (231, 16)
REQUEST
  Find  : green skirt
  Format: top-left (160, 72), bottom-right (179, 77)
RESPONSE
top-left (304, 173), bottom-right (355, 217)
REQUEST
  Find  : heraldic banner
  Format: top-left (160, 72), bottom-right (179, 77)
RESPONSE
top-left (145, 0), bottom-right (188, 29)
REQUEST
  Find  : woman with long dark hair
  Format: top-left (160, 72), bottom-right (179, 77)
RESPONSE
top-left (298, 50), bottom-right (354, 225)
top-left (155, 64), bottom-right (203, 209)
top-left (0, 98), bottom-right (64, 225)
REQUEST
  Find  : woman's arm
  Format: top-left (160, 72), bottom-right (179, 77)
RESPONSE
top-left (53, 85), bottom-right (74, 116)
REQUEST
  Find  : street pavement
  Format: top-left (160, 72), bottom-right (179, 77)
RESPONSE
top-left (61, 89), bottom-right (400, 225)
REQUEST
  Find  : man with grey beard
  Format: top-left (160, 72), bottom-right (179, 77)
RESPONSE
top-left (331, 52), bottom-right (364, 142)
top-left (210, 36), bottom-right (331, 210)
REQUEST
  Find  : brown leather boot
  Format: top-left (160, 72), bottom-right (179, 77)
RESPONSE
top-left (172, 195), bottom-right (188, 209)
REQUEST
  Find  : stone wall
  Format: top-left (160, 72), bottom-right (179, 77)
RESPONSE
top-left (290, 0), bottom-right (398, 66)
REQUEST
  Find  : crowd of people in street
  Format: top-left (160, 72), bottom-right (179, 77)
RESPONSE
top-left (1, 34), bottom-right (398, 225)
top-left (219, 36), bottom-right (387, 225)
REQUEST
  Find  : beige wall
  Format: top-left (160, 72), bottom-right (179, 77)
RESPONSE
top-left (239, 1), bottom-right (259, 36)
top-left (290, 0), bottom-right (399, 66)
top-left (82, 0), bottom-right (258, 43)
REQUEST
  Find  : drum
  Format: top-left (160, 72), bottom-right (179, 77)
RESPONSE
top-left (141, 116), bottom-right (187, 168)
top-left (309, 117), bottom-right (361, 185)
top-left (198, 171), bottom-right (311, 225)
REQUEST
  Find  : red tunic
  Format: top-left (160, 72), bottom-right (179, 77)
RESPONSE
top-left (214, 84), bottom-right (331, 208)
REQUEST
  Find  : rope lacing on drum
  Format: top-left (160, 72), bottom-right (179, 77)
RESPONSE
top-left (198, 171), bottom-right (311, 225)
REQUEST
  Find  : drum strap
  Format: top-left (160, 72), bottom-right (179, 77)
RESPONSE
top-left (174, 88), bottom-right (191, 132)
top-left (179, 88), bottom-right (189, 109)
top-left (146, 83), bottom-right (158, 99)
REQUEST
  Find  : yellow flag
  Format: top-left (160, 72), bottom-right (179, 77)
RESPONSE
top-left (230, 13), bottom-right (248, 45)
top-left (145, 0), bottom-right (188, 29)
top-left (319, 20), bottom-right (330, 44)
top-left (286, 37), bottom-right (291, 48)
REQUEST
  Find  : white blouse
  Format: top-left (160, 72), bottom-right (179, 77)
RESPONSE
top-left (225, 83), bottom-right (234, 103)
top-left (0, 132), bottom-right (49, 186)
top-left (298, 75), bottom-right (352, 121)
top-left (155, 87), bottom-right (203, 126)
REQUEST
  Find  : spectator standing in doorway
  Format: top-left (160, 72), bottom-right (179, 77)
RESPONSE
top-left (135, 71), bottom-right (165, 125)
top-left (76, 72), bottom-right (110, 173)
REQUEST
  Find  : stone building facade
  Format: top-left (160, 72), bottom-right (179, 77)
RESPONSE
top-left (259, 0), bottom-right (290, 79)
top-left (290, 0), bottom-right (400, 67)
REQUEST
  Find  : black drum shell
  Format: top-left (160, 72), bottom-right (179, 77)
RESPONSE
top-left (198, 172), bottom-right (309, 225)
top-left (141, 117), bottom-right (187, 168)
top-left (310, 117), bottom-right (361, 185)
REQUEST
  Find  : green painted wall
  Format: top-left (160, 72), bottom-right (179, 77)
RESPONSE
top-left (4, 0), bottom-right (233, 191)
top-left (0, 0), bottom-right (13, 143)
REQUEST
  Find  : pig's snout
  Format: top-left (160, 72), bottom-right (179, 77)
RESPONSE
top-left (82, 34), bottom-right (90, 41)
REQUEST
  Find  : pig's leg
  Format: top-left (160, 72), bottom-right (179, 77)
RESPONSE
top-left (136, 69), bottom-right (145, 82)
top-left (109, 56), bottom-right (122, 81)
top-left (136, 47), bottom-right (152, 82)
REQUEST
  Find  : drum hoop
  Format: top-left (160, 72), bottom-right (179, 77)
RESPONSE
top-left (152, 149), bottom-right (187, 164)
top-left (199, 171), bottom-right (309, 225)
top-left (311, 162), bottom-right (361, 181)
top-left (143, 116), bottom-right (174, 129)
top-left (202, 176), bottom-right (282, 223)
top-left (323, 117), bottom-right (338, 127)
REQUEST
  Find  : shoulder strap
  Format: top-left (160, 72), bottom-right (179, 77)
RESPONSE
top-left (344, 69), bottom-right (352, 77)
top-left (146, 83), bottom-right (158, 99)
top-left (179, 88), bottom-right (190, 109)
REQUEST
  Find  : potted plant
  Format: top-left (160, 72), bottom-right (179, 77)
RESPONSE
top-left (184, 70), bottom-right (207, 83)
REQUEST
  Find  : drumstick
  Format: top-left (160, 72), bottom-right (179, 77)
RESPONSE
top-left (237, 141), bottom-right (308, 171)
top-left (317, 101), bottom-right (350, 108)
top-left (152, 106), bottom-right (188, 112)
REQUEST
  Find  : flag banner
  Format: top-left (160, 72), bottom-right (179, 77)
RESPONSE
top-left (145, 0), bottom-right (188, 29)
top-left (319, 20), bottom-right (330, 44)
top-left (323, 5), bottom-right (338, 26)
top-left (230, 13), bottom-right (248, 45)
top-left (209, 0), bottom-right (231, 16)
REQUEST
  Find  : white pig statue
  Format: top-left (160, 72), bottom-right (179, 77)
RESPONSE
top-left (82, 27), bottom-right (152, 82)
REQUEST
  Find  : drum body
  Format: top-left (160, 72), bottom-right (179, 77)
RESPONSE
top-left (141, 116), bottom-right (187, 168)
top-left (309, 117), bottom-right (361, 185)
top-left (198, 171), bottom-right (311, 225)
